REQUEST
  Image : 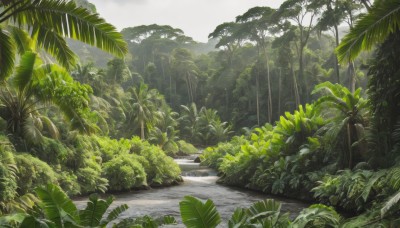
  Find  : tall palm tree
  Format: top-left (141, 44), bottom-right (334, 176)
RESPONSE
top-left (0, 52), bottom-right (97, 145)
top-left (128, 83), bottom-right (161, 140)
top-left (0, 0), bottom-right (127, 80)
top-left (312, 82), bottom-right (368, 169)
top-left (179, 103), bottom-right (199, 142)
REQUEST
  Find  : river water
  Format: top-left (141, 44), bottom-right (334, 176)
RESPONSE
top-left (74, 155), bottom-right (308, 226)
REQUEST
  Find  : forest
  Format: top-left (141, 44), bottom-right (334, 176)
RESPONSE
top-left (0, 0), bottom-right (399, 227)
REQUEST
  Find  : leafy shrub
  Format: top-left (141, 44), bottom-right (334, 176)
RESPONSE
top-left (14, 153), bottom-right (58, 195)
top-left (115, 215), bottom-right (177, 228)
top-left (93, 136), bottom-right (131, 162)
top-left (132, 141), bottom-right (181, 186)
top-left (312, 169), bottom-right (387, 212)
top-left (102, 155), bottom-right (146, 191)
top-left (178, 140), bottom-right (197, 155)
top-left (57, 171), bottom-right (81, 196)
top-left (0, 144), bottom-right (17, 202)
top-left (77, 167), bottom-right (108, 194)
top-left (201, 136), bottom-right (245, 169)
top-left (32, 137), bottom-right (73, 165)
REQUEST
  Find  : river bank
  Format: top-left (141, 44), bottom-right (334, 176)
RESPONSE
top-left (74, 154), bottom-right (308, 225)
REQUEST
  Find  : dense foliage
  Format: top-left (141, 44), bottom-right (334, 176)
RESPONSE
top-left (1, 0), bottom-right (400, 226)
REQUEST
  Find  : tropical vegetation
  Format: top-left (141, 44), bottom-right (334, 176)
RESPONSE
top-left (1, 0), bottom-right (400, 227)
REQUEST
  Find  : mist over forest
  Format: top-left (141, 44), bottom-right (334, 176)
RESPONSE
top-left (0, 0), bottom-right (400, 227)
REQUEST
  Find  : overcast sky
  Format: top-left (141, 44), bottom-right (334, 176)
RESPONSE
top-left (90, 0), bottom-right (284, 42)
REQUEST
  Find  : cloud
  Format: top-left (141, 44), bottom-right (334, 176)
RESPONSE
top-left (90, 0), bottom-right (284, 42)
top-left (93, 0), bottom-right (147, 5)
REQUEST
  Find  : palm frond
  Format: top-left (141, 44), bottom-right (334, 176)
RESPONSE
top-left (32, 24), bottom-right (77, 69)
top-left (381, 191), bottom-right (400, 218)
top-left (101, 203), bottom-right (128, 226)
top-left (13, 51), bottom-right (37, 92)
top-left (23, 116), bottom-right (43, 145)
top-left (20, 0), bottom-right (128, 63)
top-left (40, 115), bottom-right (59, 139)
top-left (336, 0), bottom-right (400, 62)
top-left (0, 28), bottom-right (16, 81)
top-left (79, 194), bottom-right (112, 227)
top-left (8, 26), bottom-right (34, 54)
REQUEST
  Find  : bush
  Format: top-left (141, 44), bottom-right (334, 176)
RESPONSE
top-left (201, 136), bottom-right (245, 169)
top-left (77, 167), bottom-right (108, 194)
top-left (57, 171), bottom-right (81, 196)
top-left (93, 136), bottom-right (130, 162)
top-left (134, 144), bottom-right (181, 186)
top-left (178, 140), bottom-right (197, 155)
top-left (102, 155), bottom-right (146, 191)
top-left (32, 137), bottom-right (73, 165)
top-left (0, 143), bottom-right (17, 202)
top-left (14, 153), bottom-right (58, 195)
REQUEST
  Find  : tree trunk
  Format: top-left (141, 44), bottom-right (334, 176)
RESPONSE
top-left (278, 68), bottom-right (282, 116)
top-left (348, 61), bottom-right (356, 93)
top-left (141, 120), bottom-right (145, 140)
top-left (347, 122), bottom-right (353, 169)
top-left (256, 70), bottom-right (260, 126)
top-left (291, 61), bottom-right (301, 108)
top-left (169, 73), bottom-right (173, 106)
top-left (334, 24), bottom-right (340, 84)
top-left (266, 53), bottom-right (272, 123)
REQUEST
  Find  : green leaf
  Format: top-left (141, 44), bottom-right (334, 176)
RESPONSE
top-left (179, 195), bottom-right (221, 228)
top-left (101, 203), bottom-right (128, 226)
top-left (228, 208), bottom-right (248, 228)
top-left (336, 0), bottom-right (400, 62)
top-left (0, 28), bottom-right (16, 81)
top-left (32, 24), bottom-right (77, 69)
top-left (79, 194), bottom-right (112, 227)
top-left (24, 0), bottom-right (128, 61)
top-left (19, 215), bottom-right (54, 228)
top-left (381, 191), bottom-right (400, 218)
top-left (13, 51), bottom-right (37, 92)
top-left (35, 184), bottom-right (80, 227)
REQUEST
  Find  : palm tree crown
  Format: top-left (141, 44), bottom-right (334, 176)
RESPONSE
top-left (0, 0), bottom-right (128, 80)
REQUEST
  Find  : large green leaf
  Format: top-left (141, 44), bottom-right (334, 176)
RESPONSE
top-left (292, 204), bottom-right (340, 228)
top-left (0, 28), bottom-right (16, 81)
top-left (20, 0), bottom-right (128, 62)
top-left (179, 195), bottom-right (221, 228)
top-left (336, 0), bottom-right (400, 62)
top-left (35, 184), bottom-right (80, 227)
top-left (228, 208), bottom-right (248, 228)
top-left (32, 24), bottom-right (77, 69)
top-left (381, 191), bottom-right (400, 218)
top-left (79, 194), bottom-right (113, 227)
top-left (19, 215), bottom-right (54, 228)
top-left (8, 26), bottom-right (34, 55)
top-left (100, 203), bottom-right (128, 226)
top-left (13, 51), bottom-right (37, 92)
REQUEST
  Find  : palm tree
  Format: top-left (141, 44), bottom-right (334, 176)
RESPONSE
top-left (312, 82), bottom-right (368, 169)
top-left (127, 83), bottom-right (161, 140)
top-left (336, 0), bottom-right (400, 63)
top-left (0, 52), bottom-right (97, 145)
top-left (171, 48), bottom-right (199, 104)
top-left (179, 103), bottom-right (200, 142)
top-left (0, 0), bottom-right (127, 80)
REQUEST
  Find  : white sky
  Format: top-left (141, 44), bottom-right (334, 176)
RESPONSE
top-left (90, 0), bottom-right (284, 42)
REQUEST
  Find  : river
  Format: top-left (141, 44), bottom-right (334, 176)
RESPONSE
top-left (74, 155), bottom-right (308, 226)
